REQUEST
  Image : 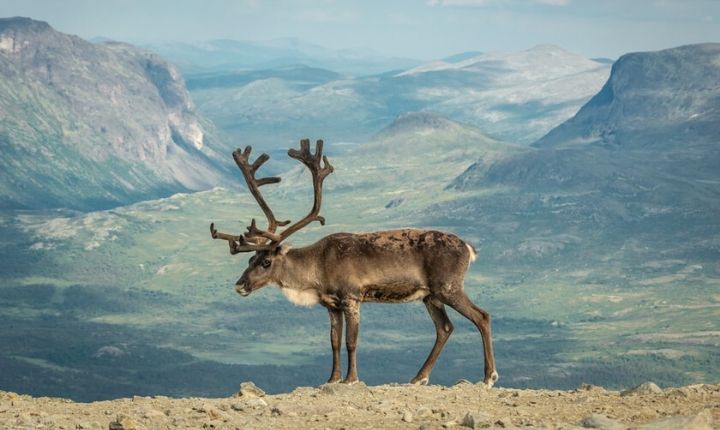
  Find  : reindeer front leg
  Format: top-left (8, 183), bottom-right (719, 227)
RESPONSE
top-left (328, 308), bottom-right (343, 383)
top-left (342, 299), bottom-right (361, 384)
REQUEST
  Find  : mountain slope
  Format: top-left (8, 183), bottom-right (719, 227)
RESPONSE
top-left (147, 38), bottom-right (421, 76)
top-left (188, 45), bottom-right (611, 149)
top-left (455, 43), bottom-right (720, 196)
top-left (276, 112), bottom-right (527, 212)
top-left (0, 17), bottom-right (232, 210)
top-left (534, 43), bottom-right (720, 151)
top-left (393, 45), bottom-right (612, 144)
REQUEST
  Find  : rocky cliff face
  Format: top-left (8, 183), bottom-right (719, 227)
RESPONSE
top-left (0, 17), bottom-right (232, 210)
top-left (534, 43), bottom-right (720, 150)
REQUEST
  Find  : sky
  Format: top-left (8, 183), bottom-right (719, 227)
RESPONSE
top-left (0, 0), bottom-right (718, 60)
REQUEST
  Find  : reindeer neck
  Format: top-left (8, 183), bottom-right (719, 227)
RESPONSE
top-left (273, 245), bottom-right (321, 290)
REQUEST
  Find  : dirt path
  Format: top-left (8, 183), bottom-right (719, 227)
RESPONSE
top-left (1, 382), bottom-right (718, 429)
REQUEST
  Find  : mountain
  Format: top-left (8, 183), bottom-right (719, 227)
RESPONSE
top-left (442, 44), bottom-right (720, 300)
top-left (535, 43), bottom-right (720, 152)
top-left (188, 45), bottom-right (611, 149)
top-left (0, 17), bottom-right (232, 210)
top-left (454, 43), bottom-right (720, 196)
top-left (276, 112), bottom-right (527, 211)
top-left (392, 45), bottom-right (612, 144)
top-left (146, 38), bottom-right (421, 76)
top-left (441, 51), bottom-right (483, 63)
top-left (186, 65), bottom-right (343, 91)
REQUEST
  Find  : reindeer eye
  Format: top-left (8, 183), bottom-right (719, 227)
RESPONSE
top-left (261, 259), bottom-right (271, 268)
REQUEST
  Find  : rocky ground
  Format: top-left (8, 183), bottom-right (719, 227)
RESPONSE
top-left (0, 381), bottom-right (717, 430)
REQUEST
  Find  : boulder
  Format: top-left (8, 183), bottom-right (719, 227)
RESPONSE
top-left (580, 414), bottom-right (625, 430)
top-left (634, 409), bottom-right (713, 430)
top-left (238, 381), bottom-right (266, 398)
top-left (462, 411), bottom-right (493, 429)
top-left (621, 382), bottom-right (663, 396)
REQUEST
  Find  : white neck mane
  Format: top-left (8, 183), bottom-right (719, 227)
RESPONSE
top-left (280, 288), bottom-right (320, 307)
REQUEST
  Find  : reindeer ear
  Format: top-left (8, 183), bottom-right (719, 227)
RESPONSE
top-left (274, 244), bottom-right (291, 256)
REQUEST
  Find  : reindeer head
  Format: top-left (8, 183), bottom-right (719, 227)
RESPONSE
top-left (234, 245), bottom-right (292, 296)
top-left (210, 139), bottom-right (333, 297)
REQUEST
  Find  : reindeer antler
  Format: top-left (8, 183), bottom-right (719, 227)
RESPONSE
top-left (210, 139), bottom-right (333, 254)
top-left (277, 139), bottom-right (334, 241)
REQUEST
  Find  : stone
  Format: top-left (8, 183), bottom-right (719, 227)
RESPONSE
top-left (109, 414), bottom-right (143, 430)
top-left (416, 406), bottom-right (433, 419)
top-left (270, 404), bottom-right (299, 417)
top-left (403, 411), bottom-right (414, 422)
top-left (371, 400), bottom-right (396, 414)
top-left (320, 382), bottom-right (370, 396)
top-left (494, 416), bottom-right (513, 428)
top-left (196, 403), bottom-right (226, 421)
top-left (634, 409), bottom-right (713, 430)
top-left (231, 397), bottom-right (268, 411)
top-left (580, 414), bottom-right (625, 430)
top-left (238, 381), bottom-right (266, 398)
top-left (621, 382), bottom-right (663, 396)
top-left (75, 422), bottom-right (102, 430)
top-left (665, 387), bottom-right (689, 398)
top-left (462, 412), bottom-right (493, 429)
top-left (433, 407), bottom-right (450, 418)
top-left (578, 383), bottom-right (606, 392)
top-left (245, 398), bottom-right (268, 408)
top-left (141, 409), bottom-right (166, 420)
top-left (454, 379), bottom-right (472, 386)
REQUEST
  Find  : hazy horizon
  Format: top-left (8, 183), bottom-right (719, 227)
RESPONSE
top-left (0, 0), bottom-right (718, 61)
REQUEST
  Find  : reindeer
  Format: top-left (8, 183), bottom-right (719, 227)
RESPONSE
top-left (210, 139), bottom-right (498, 387)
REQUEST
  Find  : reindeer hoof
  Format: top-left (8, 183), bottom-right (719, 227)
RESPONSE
top-left (410, 377), bottom-right (429, 385)
top-left (482, 371), bottom-right (499, 388)
top-left (327, 377), bottom-right (342, 384)
top-left (341, 378), bottom-right (359, 385)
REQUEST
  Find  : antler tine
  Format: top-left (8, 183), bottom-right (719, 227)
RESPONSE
top-left (209, 222), bottom-right (276, 254)
top-left (232, 146), bottom-right (290, 245)
top-left (279, 139), bottom-right (334, 241)
top-left (245, 218), bottom-right (283, 243)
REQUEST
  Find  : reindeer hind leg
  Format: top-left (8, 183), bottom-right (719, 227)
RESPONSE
top-left (410, 296), bottom-right (454, 385)
top-left (441, 289), bottom-right (498, 387)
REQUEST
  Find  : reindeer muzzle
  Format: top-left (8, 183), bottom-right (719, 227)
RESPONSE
top-left (235, 283), bottom-right (252, 297)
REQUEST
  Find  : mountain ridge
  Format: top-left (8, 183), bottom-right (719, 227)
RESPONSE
top-left (454, 43), bottom-right (720, 192)
top-left (187, 43), bottom-right (611, 148)
top-left (0, 17), bottom-right (232, 210)
top-left (534, 43), bottom-right (720, 150)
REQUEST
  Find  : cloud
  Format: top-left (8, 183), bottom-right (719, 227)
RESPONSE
top-left (295, 3), bottom-right (358, 23)
top-left (428, 0), bottom-right (570, 6)
top-left (427, 0), bottom-right (489, 5)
